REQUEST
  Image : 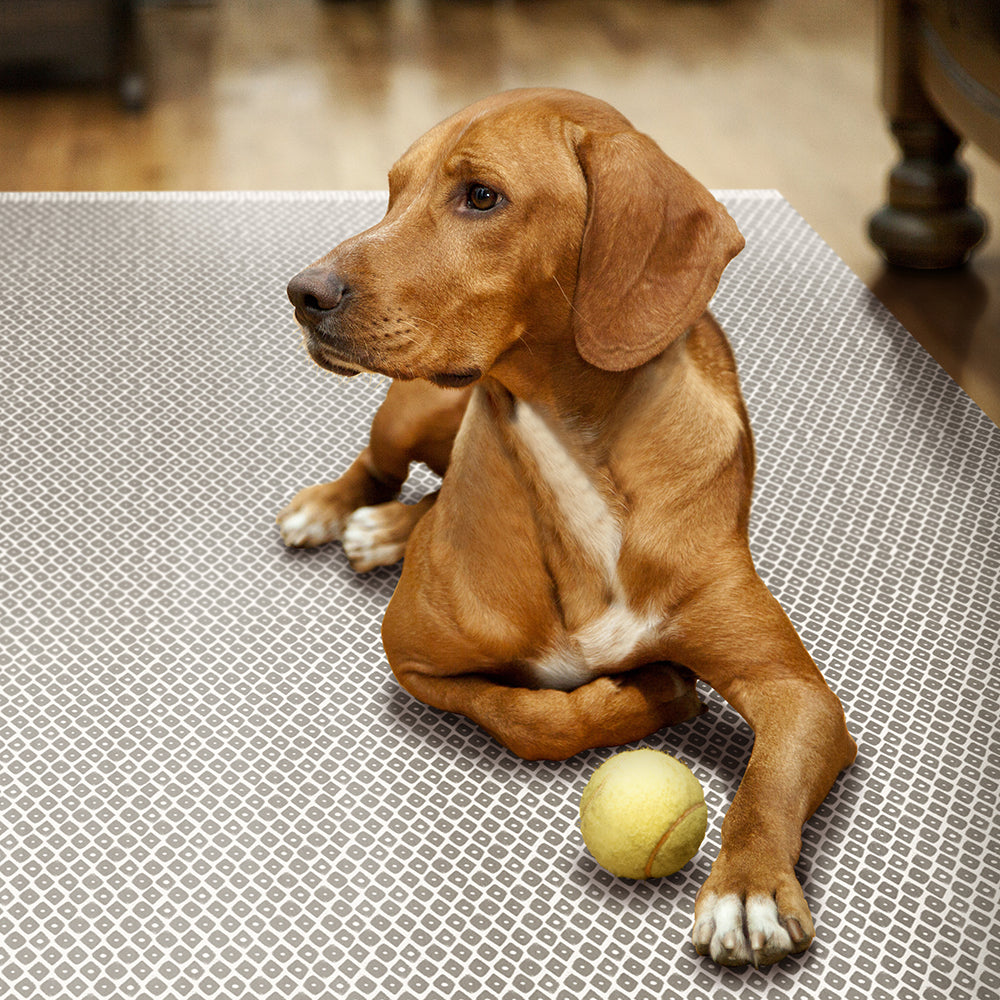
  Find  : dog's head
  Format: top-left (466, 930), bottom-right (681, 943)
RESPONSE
top-left (287, 88), bottom-right (744, 384)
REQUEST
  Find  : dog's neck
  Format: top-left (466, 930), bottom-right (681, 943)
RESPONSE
top-left (484, 334), bottom-right (677, 436)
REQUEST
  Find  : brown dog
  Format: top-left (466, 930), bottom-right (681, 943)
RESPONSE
top-left (279, 88), bottom-right (856, 968)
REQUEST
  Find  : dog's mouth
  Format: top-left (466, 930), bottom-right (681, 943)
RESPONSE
top-left (298, 321), bottom-right (373, 378)
top-left (320, 357), bottom-right (369, 378)
top-left (307, 343), bottom-right (377, 379)
top-left (299, 321), bottom-right (482, 387)
top-left (429, 369), bottom-right (482, 389)
top-left (318, 357), bottom-right (481, 387)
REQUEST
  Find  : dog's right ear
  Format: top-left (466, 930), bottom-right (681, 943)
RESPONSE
top-left (571, 129), bottom-right (744, 372)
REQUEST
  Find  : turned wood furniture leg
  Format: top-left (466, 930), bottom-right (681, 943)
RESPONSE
top-left (868, 0), bottom-right (987, 268)
top-left (113, 0), bottom-right (147, 112)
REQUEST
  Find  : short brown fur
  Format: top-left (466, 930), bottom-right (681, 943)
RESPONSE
top-left (280, 88), bottom-right (856, 968)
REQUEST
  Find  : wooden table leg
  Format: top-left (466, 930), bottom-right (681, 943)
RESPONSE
top-left (868, 0), bottom-right (987, 268)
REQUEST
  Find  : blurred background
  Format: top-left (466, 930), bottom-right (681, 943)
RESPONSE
top-left (2, 0), bottom-right (998, 423)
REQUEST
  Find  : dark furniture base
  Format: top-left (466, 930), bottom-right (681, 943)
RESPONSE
top-left (0, 0), bottom-right (146, 109)
top-left (870, 0), bottom-right (998, 268)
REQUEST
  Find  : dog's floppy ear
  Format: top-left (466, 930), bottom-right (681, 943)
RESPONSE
top-left (571, 130), bottom-right (745, 371)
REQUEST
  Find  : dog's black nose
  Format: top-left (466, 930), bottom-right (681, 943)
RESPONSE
top-left (287, 267), bottom-right (350, 318)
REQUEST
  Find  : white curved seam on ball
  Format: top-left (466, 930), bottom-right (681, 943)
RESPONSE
top-left (644, 799), bottom-right (707, 877)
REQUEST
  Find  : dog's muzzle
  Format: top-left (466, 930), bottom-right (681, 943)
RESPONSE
top-left (287, 266), bottom-right (369, 376)
top-left (286, 266), bottom-right (483, 387)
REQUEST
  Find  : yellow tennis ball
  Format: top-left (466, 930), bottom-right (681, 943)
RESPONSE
top-left (579, 748), bottom-right (707, 879)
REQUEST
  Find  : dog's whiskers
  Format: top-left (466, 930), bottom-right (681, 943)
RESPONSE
top-left (407, 314), bottom-right (443, 333)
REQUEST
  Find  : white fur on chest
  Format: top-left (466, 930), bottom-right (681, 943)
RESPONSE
top-left (513, 400), bottom-right (621, 582)
top-left (512, 401), bottom-right (660, 690)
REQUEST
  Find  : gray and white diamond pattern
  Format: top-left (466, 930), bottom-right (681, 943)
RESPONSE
top-left (1, 191), bottom-right (997, 1000)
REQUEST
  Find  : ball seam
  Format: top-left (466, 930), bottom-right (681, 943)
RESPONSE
top-left (644, 801), bottom-right (707, 878)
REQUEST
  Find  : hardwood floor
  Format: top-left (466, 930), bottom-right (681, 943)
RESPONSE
top-left (2, 0), bottom-right (997, 423)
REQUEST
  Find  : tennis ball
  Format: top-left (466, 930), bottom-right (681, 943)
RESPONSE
top-left (579, 748), bottom-right (707, 879)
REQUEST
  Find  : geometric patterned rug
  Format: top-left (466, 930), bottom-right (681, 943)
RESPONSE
top-left (1, 190), bottom-right (997, 1000)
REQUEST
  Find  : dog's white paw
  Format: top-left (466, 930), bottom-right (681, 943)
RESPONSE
top-left (692, 892), bottom-right (807, 967)
top-left (342, 505), bottom-right (410, 572)
top-left (277, 501), bottom-right (345, 548)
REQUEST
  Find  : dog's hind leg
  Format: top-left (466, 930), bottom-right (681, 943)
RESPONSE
top-left (277, 380), bottom-right (471, 549)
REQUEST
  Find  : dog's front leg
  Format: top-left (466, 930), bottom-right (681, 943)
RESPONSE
top-left (278, 380), bottom-right (470, 549)
top-left (341, 492), bottom-right (439, 572)
top-left (669, 569), bottom-right (857, 967)
top-left (277, 449), bottom-right (403, 547)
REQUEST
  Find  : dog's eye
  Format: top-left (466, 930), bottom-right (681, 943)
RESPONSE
top-left (466, 184), bottom-right (501, 212)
